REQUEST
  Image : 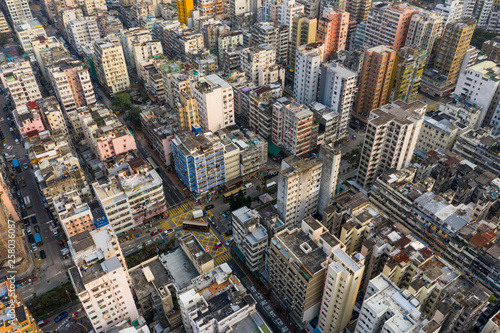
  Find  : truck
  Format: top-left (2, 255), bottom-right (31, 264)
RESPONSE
top-left (24, 196), bottom-right (31, 208)
top-left (266, 181), bottom-right (277, 189)
top-left (192, 209), bottom-right (206, 219)
top-left (12, 159), bottom-right (21, 172)
top-left (34, 233), bottom-right (43, 245)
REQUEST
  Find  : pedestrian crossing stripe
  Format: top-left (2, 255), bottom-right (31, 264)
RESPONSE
top-left (214, 253), bottom-right (232, 266)
top-left (223, 234), bottom-right (232, 241)
top-left (167, 202), bottom-right (192, 216)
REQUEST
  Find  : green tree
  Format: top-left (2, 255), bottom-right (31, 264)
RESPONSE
top-left (125, 106), bottom-right (142, 128)
top-left (113, 92), bottom-right (132, 110)
top-left (229, 195), bottom-right (236, 211)
top-left (0, 34), bottom-right (8, 48)
top-left (471, 28), bottom-right (498, 49)
top-left (246, 196), bottom-right (252, 207)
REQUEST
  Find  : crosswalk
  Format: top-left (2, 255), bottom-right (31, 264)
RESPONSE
top-left (222, 234), bottom-right (233, 241)
top-left (167, 202), bottom-right (191, 216)
top-left (214, 252), bottom-right (232, 266)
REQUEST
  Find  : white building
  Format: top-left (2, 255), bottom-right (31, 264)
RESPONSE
top-left (93, 36), bottom-right (131, 94)
top-left (5, 0), bottom-right (33, 26)
top-left (16, 19), bottom-right (47, 53)
top-left (0, 60), bottom-right (42, 108)
top-left (354, 274), bottom-right (423, 333)
top-left (357, 100), bottom-right (426, 189)
top-left (482, 311), bottom-right (500, 333)
top-left (277, 155), bottom-right (323, 227)
top-left (318, 61), bottom-right (357, 141)
top-left (317, 248), bottom-right (364, 333)
top-left (67, 17), bottom-right (100, 55)
top-left (31, 36), bottom-right (67, 81)
top-left (132, 40), bottom-right (163, 79)
top-left (405, 11), bottom-right (444, 57)
top-left (434, 0), bottom-right (462, 25)
top-left (317, 143), bottom-right (341, 216)
top-left (232, 206), bottom-right (268, 273)
top-left (294, 42), bottom-right (324, 105)
top-left (416, 112), bottom-right (461, 153)
top-left (277, 0), bottom-right (305, 39)
top-left (83, 0), bottom-right (107, 16)
top-left (68, 228), bottom-right (139, 333)
top-left (121, 28), bottom-right (155, 74)
top-left (191, 74), bottom-right (235, 132)
top-left (240, 44), bottom-right (278, 86)
top-left (454, 61), bottom-right (500, 127)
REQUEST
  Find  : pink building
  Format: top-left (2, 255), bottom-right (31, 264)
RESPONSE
top-left (14, 102), bottom-right (46, 138)
top-left (96, 130), bottom-right (137, 161)
top-left (317, 9), bottom-right (350, 62)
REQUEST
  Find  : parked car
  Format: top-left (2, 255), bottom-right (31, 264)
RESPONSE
top-left (28, 234), bottom-right (34, 243)
top-left (52, 229), bottom-right (58, 235)
top-left (54, 312), bottom-right (68, 322)
top-left (26, 226), bottom-right (31, 234)
top-left (165, 228), bottom-right (174, 236)
top-left (150, 228), bottom-right (162, 236)
top-left (47, 210), bottom-right (53, 219)
top-left (34, 225), bottom-right (40, 233)
top-left (40, 250), bottom-right (46, 259)
top-left (30, 216), bottom-right (37, 224)
top-left (225, 229), bottom-right (233, 236)
top-left (37, 319), bottom-right (47, 326)
top-left (204, 204), bottom-right (214, 210)
top-left (23, 163), bottom-right (28, 169)
top-left (213, 241), bottom-right (223, 250)
top-left (226, 238), bottom-right (234, 246)
top-left (31, 243), bottom-right (37, 251)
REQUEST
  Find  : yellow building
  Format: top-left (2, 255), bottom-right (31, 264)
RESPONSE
top-left (0, 279), bottom-right (42, 333)
top-left (178, 92), bottom-right (199, 131)
top-left (388, 46), bottom-right (427, 103)
top-left (177, 0), bottom-right (194, 24)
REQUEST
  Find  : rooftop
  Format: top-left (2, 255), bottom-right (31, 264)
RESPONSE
top-left (467, 61), bottom-right (500, 81)
top-left (129, 257), bottom-right (174, 301)
top-left (159, 247), bottom-right (199, 291)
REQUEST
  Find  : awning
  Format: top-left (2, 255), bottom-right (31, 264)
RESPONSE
top-left (233, 245), bottom-right (245, 262)
top-left (268, 143), bottom-right (281, 156)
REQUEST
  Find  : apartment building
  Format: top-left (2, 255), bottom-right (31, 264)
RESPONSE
top-left (172, 131), bottom-right (226, 197)
top-left (179, 232), bottom-right (215, 274)
top-left (251, 22), bottom-right (289, 62)
top-left (483, 311), bottom-right (500, 333)
top-left (31, 36), bottom-right (69, 82)
top-left (0, 59), bottom-right (42, 108)
top-left (293, 42), bottom-right (324, 105)
top-left (177, 0), bottom-right (194, 24)
top-left (353, 46), bottom-right (396, 125)
top-left (0, 279), bottom-right (42, 333)
top-left (217, 30), bottom-right (244, 65)
top-left (316, 248), bottom-right (364, 333)
top-left (289, 14), bottom-right (317, 69)
top-left (318, 61), bottom-right (357, 141)
top-left (81, 107), bottom-right (137, 162)
top-left (68, 228), bottom-right (139, 333)
top-left (121, 28), bottom-right (155, 73)
top-left (5, 0), bottom-right (33, 26)
top-left (49, 58), bottom-right (96, 113)
top-left (93, 36), bottom-right (130, 95)
top-left (272, 99), bottom-right (318, 158)
top-left (38, 96), bottom-right (70, 139)
top-left (191, 74), bottom-right (234, 132)
top-left (346, 0), bottom-right (370, 23)
top-left (310, 102), bottom-right (341, 146)
top-left (316, 9), bottom-right (349, 62)
top-left (54, 191), bottom-right (95, 238)
top-left (245, 83), bottom-right (282, 137)
top-left (67, 17), bottom-right (100, 55)
top-left (439, 96), bottom-right (482, 129)
top-left (357, 100), bottom-right (426, 188)
top-left (83, 0), bottom-right (107, 16)
top-left (317, 143), bottom-right (341, 216)
top-left (0, 12), bottom-right (11, 34)
top-left (268, 217), bottom-right (343, 325)
top-left (389, 46), bottom-right (427, 103)
top-left (416, 112), bottom-right (461, 153)
top-left (139, 106), bottom-right (176, 166)
top-left (454, 61), bottom-right (500, 127)
top-left (277, 0), bottom-right (305, 39)
top-left (16, 19), bottom-right (47, 53)
top-left (405, 10), bottom-right (444, 59)
top-left (277, 156), bottom-right (322, 227)
top-left (240, 44), bottom-right (277, 86)
top-left (232, 206), bottom-right (268, 273)
top-left (13, 102), bottom-right (45, 138)
top-left (364, 3), bottom-right (419, 52)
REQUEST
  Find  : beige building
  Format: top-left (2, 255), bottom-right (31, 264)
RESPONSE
top-left (482, 311), bottom-right (500, 333)
top-left (357, 100), bottom-right (426, 188)
top-left (240, 44), bottom-right (281, 87)
top-left (0, 279), bottom-right (42, 333)
top-left (93, 36), bottom-right (130, 94)
top-left (67, 17), bottom-right (100, 55)
top-left (0, 59), bottom-right (42, 108)
top-left (0, 11), bottom-right (11, 34)
top-left (39, 97), bottom-right (70, 139)
top-left (277, 155), bottom-right (323, 227)
top-left (179, 233), bottom-right (214, 274)
top-left (54, 191), bottom-right (95, 238)
top-left (16, 19), bottom-right (47, 53)
top-left (5, 0), bottom-right (33, 26)
top-left (416, 113), bottom-right (461, 153)
top-left (83, 0), bottom-right (107, 15)
top-left (31, 36), bottom-right (69, 81)
top-left (289, 13), bottom-right (317, 69)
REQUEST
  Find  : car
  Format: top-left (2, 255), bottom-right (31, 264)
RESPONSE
top-left (30, 216), bottom-right (37, 224)
top-left (34, 225), bottom-right (40, 233)
top-left (165, 228), bottom-right (174, 236)
top-left (213, 241), bottom-right (223, 250)
top-left (14, 139), bottom-right (19, 144)
top-left (28, 234), bottom-right (34, 243)
top-left (40, 250), bottom-right (46, 259)
top-left (245, 182), bottom-right (254, 189)
top-left (204, 204), bottom-right (214, 210)
top-left (54, 312), bottom-right (68, 322)
top-left (31, 243), bottom-right (37, 251)
top-left (26, 226), bottom-right (31, 234)
top-left (6, 145), bottom-right (12, 150)
top-left (21, 211), bottom-right (27, 218)
top-left (23, 218), bottom-right (29, 225)
top-left (37, 319), bottom-right (47, 327)
top-left (22, 163), bottom-right (28, 169)
top-left (50, 221), bottom-right (56, 228)
top-left (226, 238), bottom-right (234, 246)
top-left (47, 211), bottom-right (53, 219)
top-left (225, 230), bottom-right (233, 236)
top-left (52, 229), bottom-right (58, 235)
top-left (150, 230), bottom-right (159, 236)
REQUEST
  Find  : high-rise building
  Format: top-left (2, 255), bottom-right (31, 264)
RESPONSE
top-left (83, 0), bottom-right (107, 16)
top-left (267, 217), bottom-right (345, 325)
top-left (67, 17), bottom-right (100, 55)
top-left (482, 311), bottom-right (500, 333)
top-left (318, 61), bottom-right (357, 141)
top-left (0, 59), bottom-right (42, 108)
top-left (68, 228), bottom-right (140, 333)
top-left (54, 191), bottom-right (96, 238)
top-left (0, 12), bottom-right (10, 34)
top-left (277, 0), bottom-right (305, 39)
top-left (120, 27), bottom-right (156, 73)
top-left (346, 0), bottom-right (370, 23)
top-left (16, 19), bottom-right (47, 54)
top-left (241, 44), bottom-right (278, 86)
top-left (364, 3), bottom-right (419, 52)
top-left (434, 0), bottom-right (462, 25)
top-left (0, 278), bottom-right (42, 333)
top-left (251, 22), bottom-right (289, 62)
top-left (293, 42), bottom-right (324, 105)
top-left (423, 18), bottom-right (476, 94)
top-left (38, 96), bottom-right (70, 139)
top-left (48, 58), bottom-right (96, 113)
top-left (357, 100), bottom-right (426, 188)
top-left (405, 10), bottom-right (444, 59)
top-left (93, 36), bottom-right (131, 94)
top-left (272, 98), bottom-right (319, 158)
top-left (177, 0), bottom-right (194, 24)
top-left (317, 143), bottom-right (341, 216)
top-left (388, 47), bottom-right (427, 103)
top-left (5, 0), bottom-right (33, 26)
top-left (289, 14), bottom-right (317, 69)
top-left (316, 9), bottom-right (349, 62)
top-left (353, 46), bottom-right (396, 125)
top-left (317, 247), bottom-right (364, 333)
top-left (191, 74), bottom-right (235, 132)
top-left (276, 155), bottom-right (323, 227)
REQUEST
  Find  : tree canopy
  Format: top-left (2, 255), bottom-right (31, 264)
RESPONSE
top-left (471, 28), bottom-right (498, 49)
top-left (113, 92), bottom-right (132, 110)
top-left (125, 106), bottom-right (142, 128)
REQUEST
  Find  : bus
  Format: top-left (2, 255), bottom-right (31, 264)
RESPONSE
top-left (183, 220), bottom-right (210, 231)
top-left (223, 186), bottom-right (246, 202)
top-left (266, 181), bottom-right (277, 189)
top-left (147, 157), bottom-right (159, 171)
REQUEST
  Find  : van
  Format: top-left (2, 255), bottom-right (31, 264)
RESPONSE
top-left (226, 238), bottom-right (234, 246)
top-left (245, 182), bottom-right (253, 189)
